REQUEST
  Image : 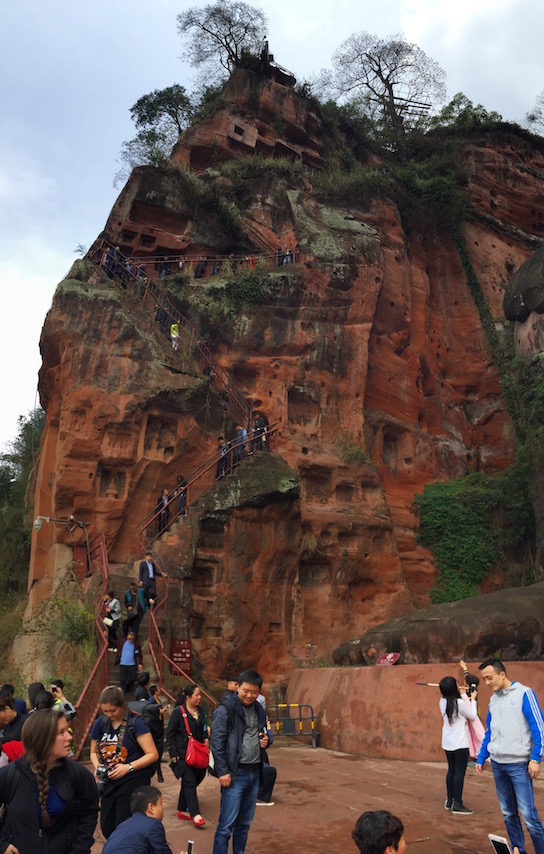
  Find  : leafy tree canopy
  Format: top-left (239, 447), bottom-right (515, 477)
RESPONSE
top-left (177, 0), bottom-right (268, 77)
top-left (0, 408), bottom-right (45, 599)
top-left (324, 31), bottom-right (446, 143)
top-left (527, 89), bottom-right (544, 134)
top-left (130, 84), bottom-right (193, 136)
top-left (114, 84), bottom-right (193, 187)
top-left (429, 92), bottom-right (503, 132)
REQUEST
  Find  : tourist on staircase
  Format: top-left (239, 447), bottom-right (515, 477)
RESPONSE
top-left (123, 580), bottom-right (144, 638)
top-left (170, 321), bottom-right (180, 351)
top-left (103, 589), bottom-right (122, 651)
top-left (115, 630), bottom-right (143, 696)
top-left (154, 490), bottom-right (170, 536)
top-left (166, 685), bottom-right (209, 829)
top-left (139, 551), bottom-right (167, 607)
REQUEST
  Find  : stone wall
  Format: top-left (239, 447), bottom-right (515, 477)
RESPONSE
top-left (286, 662), bottom-right (544, 761)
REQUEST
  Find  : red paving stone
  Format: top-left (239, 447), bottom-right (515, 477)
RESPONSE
top-left (90, 740), bottom-right (544, 853)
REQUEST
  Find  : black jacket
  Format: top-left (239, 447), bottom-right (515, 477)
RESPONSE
top-left (0, 756), bottom-right (99, 854)
top-left (166, 703), bottom-right (207, 775)
top-left (210, 694), bottom-right (267, 779)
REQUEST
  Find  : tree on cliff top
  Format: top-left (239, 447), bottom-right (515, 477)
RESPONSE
top-left (114, 84), bottom-right (193, 187)
top-left (177, 0), bottom-right (268, 78)
top-left (324, 32), bottom-right (446, 145)
top-left (527, 90), bottom-right (544, 134)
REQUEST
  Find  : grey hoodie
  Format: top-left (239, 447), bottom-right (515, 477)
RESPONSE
top-left (477, 680), bottom-right (544, 765)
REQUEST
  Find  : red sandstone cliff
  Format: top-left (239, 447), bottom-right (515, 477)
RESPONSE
top-left (27, 69), bottom-right (544, 689)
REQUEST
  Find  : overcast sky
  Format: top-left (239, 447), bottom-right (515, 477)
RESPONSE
top-left (1, 0), bottom-right (543, 453)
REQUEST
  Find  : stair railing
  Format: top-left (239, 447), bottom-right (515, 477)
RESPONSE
top-left (147, 595), bottom-right (217, 720)
top-left (87, 238), bottom-right (252, 429)
top-left (139, 423), bottom-right (279, 554)
top-left (72, 532), bottom-right (110, 759)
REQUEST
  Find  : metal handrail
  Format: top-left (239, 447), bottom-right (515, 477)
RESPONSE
top-left (141, 278), bottom-right (250, 428)
top-left (139, 424), bottom-right (278, 553)
top-left (87, 239), bottom-right (252, 429)
top-left (147, 585), bottom-right (217, 720)
top-left (72, 532), bottom-right (110, 759)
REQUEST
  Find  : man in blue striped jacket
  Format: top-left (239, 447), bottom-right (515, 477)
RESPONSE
top-left (476, 658), bottom-right (544, 853)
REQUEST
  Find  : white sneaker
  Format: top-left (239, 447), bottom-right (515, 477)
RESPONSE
top-left (256, 800), bottom-right (274, 806)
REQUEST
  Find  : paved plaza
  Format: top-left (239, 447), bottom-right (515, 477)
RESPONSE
top-left (90, 738), bottom-right (543, 853)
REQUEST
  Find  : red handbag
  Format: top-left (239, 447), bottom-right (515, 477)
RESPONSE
top-left (182, 708), bottom-right (210, 769)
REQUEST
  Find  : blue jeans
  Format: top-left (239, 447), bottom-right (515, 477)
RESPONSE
top-left (212, 766), bottom-right (260, 854)
top-left (491, 760), bottom-right (544, 854)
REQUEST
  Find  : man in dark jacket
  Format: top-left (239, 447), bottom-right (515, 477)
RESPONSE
top-left (103, 785), bottom-right (172, 854)
top-left (211, 669), bottom-right (269, 854)
top-left (139, 552), bottom-right (166, 608)
top-left (124, 580), bottom-right (144, 637)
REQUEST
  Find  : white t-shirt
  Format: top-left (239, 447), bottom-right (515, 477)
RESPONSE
top-left (439, 696), bottom-right (478, 751)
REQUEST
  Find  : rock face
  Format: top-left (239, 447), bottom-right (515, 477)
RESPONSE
top-left (333, 582), bottom-right (544, 667)
top-left (28, 69), bottom-right (544, 689)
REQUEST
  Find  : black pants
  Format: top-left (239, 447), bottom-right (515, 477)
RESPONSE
top-left (122, 613), bottom-right (142, 638)
top-left (178, 765), bottom-right (207, 816)
top-left (258, 764), bottom-right (276, 802)
top-left (107, 620), bottom-right (119, 646)
top-left (120, 664), bottom-right (137, 695)
top-left (100, 771), bottom-right (152, 838)
top-left (445, 748), bottom-right (469, 803)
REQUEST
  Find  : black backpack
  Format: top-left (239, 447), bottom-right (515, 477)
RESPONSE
top-left (128, 700), bottom-right (162, 738)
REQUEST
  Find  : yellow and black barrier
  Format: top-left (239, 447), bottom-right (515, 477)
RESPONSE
top-left (267, 703), bottom-right (319, 749)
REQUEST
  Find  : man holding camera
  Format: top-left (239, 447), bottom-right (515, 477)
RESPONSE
top-left (211, 669), bottom-right (269, 854)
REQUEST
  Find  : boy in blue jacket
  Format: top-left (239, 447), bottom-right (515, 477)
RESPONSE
top-left (103, 785), bottom-right (174, 854)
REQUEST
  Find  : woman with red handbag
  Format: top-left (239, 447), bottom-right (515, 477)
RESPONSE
top-left (166, 685), bottom-right (209, 828)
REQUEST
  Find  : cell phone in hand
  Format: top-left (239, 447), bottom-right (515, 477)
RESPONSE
top-left (187, 841), bottom-right (194, 854)
top-left (489, 834), bottom-right (512, 854)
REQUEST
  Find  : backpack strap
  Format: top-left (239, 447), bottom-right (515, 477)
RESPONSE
top-left (221, 698), bottom-right (236, 731)
top-left (181, 706), bottom-right (192, 738)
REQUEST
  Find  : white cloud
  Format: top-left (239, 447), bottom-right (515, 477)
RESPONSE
top-left (0, 148), bottom-right (57, 213)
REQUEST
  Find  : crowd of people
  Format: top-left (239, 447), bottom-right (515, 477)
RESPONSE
top-left (0, 666), bottom-right (276, 854)
top-left (2, 655), bottom-right (543, 852)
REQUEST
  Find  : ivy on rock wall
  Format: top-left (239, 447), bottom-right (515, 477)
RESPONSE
top-left (415, 467), bottom-right (534, 603)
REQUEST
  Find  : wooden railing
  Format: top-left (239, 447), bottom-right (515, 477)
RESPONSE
top-left (72, 532), bottom-right (109, 759)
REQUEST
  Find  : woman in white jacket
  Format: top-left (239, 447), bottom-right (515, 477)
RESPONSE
top-left (439, 676), bottom-right (478, 815)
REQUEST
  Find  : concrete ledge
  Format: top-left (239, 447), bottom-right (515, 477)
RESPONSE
top-left (286, 662), bottom-right (544, 761)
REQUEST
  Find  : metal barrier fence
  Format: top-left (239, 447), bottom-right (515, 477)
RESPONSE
top-left (267, 703), bottom-right (319, 749)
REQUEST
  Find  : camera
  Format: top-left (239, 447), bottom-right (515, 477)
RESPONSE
top-left (467, 682), bottom-right (477, 698)
top-left (96, 764), bottom-right (110, 795)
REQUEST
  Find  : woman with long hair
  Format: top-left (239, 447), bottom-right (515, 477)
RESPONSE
top-left (439, 675), bottom-right (478, 815)
top-left (0, 710), bottom-right (98, 854)
top-left (89, 685), bottom-right (158, 839)
top-left (166, 684), bottom-right (209, 828)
